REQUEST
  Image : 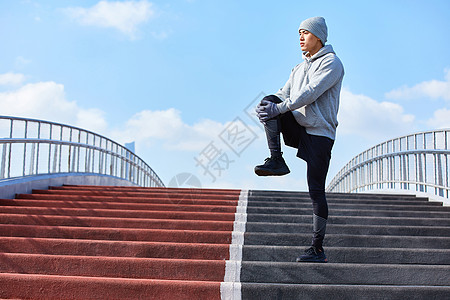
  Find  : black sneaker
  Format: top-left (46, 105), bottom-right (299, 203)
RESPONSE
top-left (296, 246), bottom-right (328, 263)
top-left (254, 155), bottom-right (290, 176)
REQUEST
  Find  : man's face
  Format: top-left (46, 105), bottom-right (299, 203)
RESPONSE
top-left (299, 29), bottom-right (322, 55)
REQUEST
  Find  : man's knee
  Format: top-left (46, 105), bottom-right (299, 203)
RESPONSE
top-left (309, 189), bottom-right (328, 219)
top-left (262, 95), bottom-right (282, 104)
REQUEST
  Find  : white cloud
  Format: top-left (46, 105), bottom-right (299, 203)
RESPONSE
top-left (65, 0), bottom-right (155, 39)
top-left (0, 81), bottom-right (75, 117)
top-left (0, 81), bottom-right (107, 134)
top-left (385, 69), bottom-right (450, 101)
top-left (110, 109), bottom-right (227, 151)
top-left (0, 73), bottom-right (26, 86)
top-left (76, 108), bottom-right (108, 134)
top-left (123, 109), bottom-right (184, 140)
top-left (338, 88), bottom-right (416, 141)
top-left (427, 108), bottom-right (450, 129)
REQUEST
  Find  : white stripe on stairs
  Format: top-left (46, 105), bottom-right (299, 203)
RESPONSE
top-left (220, 189), bottom-right (248, 300)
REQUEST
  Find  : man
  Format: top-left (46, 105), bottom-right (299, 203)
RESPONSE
top-left (255, 16), bottom-right (344, 263)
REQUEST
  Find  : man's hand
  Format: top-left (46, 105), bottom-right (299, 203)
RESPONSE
top-left (255, 100), bottom-right (280, 122)
top-left (255, 101), bottom-right (266, 121)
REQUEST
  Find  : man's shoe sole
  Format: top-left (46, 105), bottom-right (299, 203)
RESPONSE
top-left (254, 168), bottom-right (290, 176)
top-left (296, 258), bottom-right (328, 263)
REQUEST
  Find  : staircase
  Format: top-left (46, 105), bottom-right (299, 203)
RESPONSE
top-left (0, 186), bottom-right (448, 299)
top-left (241, 190), bottom-right (450, 299)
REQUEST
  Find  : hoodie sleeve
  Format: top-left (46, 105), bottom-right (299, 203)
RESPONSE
top-left (276, 55), bottom-right (343, 114)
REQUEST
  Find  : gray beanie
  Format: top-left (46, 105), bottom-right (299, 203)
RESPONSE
top-left (299, 16), bottom-right (328, 46)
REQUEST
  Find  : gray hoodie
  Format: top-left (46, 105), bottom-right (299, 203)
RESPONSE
top-left (275, 44), bottom-right (344, 140)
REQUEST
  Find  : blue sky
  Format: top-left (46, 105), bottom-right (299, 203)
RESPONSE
top-left (1, 0), bottom-right (450, 190)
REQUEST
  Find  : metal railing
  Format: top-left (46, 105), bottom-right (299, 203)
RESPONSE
top-left (327, 129), bottom-right (450, 200)
top-left (0, 116), bottom-right (164, 187)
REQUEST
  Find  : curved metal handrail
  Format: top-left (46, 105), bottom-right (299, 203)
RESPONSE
top-left (327, 129), bottom-right (450, 200)
top-left (0, 116), bottom-right (164, 187)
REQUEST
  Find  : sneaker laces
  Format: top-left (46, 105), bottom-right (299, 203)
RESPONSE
top-left (266, 154), bottom-right (283, 162)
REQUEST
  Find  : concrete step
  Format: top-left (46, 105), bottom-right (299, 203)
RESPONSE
top-left (247, 203), bottom-right (450, 215)
top-left (246, 192), bottom-right (438, 203)
top-left (246, 206), bottom-right (450, 218)
top-left (239, 261), bottom-right (450, 285)
top-left (239, 283), bottom-right (450, 300)
top-left (249, 190), bottom-right (429, 201)
top-left (247, 198), bottom-right (444, 206)
top-left (244, 232), bottom-right (450, 248)
top-left (247, 213), bottom-right (450, 226)
top-left (245, 221), bottom-right (450, 236)
top-left (242, 245), bottom-right (450, 265)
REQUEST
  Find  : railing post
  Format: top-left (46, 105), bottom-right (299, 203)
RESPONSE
top-left (29, 143), bottom-right (36, 175)
top-left (1, 143), bottom-right (7, 179)
top-left (36, 122), bottom-right (41, 174)
top-left (23, 120), bottom-right (28, 177)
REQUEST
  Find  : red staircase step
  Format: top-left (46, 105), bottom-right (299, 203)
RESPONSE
top-left (0, 273), bottom-right (221, 300)
top-left (54, 185), bottom-right (240, 194)
top-left (0, 206), bottom-right (236, 221)
top-left (0, 253), bottom-right (226, 281)
top-left (0, 198), bottom-right (237, 213)
top-left (0, 224), bottom-right (233, 243)
top-left (33, 189), bottom-right (241, 200)
top-left (0, 237), bottom-right (230, 260)
top-left (0, 213), bottom-right (234, 231)
top-left (16, 193), bottom-right (239, 206)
